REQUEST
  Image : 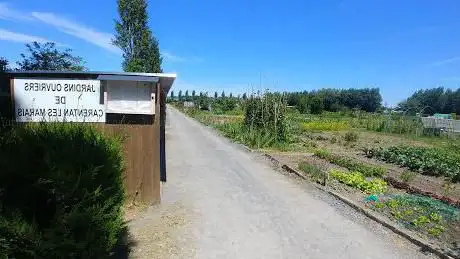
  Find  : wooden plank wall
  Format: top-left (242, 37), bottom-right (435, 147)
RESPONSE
top-left (101, 124), bottom-right (159, 204)
top-left (99, 83), bottom-right (162, 204)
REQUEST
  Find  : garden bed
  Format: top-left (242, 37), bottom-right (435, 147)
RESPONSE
top-left (277, 151), bottom-right (460, 257)
top-left (299, 130), bottom-right (460, 203)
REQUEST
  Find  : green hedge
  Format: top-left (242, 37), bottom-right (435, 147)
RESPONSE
top-left (0, 123), bottom-right (125, 258)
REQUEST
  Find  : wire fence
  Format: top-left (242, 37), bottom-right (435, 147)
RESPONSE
top-left (421, 117), bottom-right (460, 133)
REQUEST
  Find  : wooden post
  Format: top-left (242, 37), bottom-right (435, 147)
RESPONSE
top-left (140, 82), bottom-right (161, 204)
top-left (160, 87), bottom-right (166, 182)
top-left (10, 78), bottom-right (15, 121)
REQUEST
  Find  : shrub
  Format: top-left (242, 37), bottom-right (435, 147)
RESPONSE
top-left (329, 169), bottom-right (387, 194)
top-left (343, 131), bottom-right (358, 143)
top-left (314, 149), bottom-right (386, 177)
top-left (0, 123), bottom-right (125, 258)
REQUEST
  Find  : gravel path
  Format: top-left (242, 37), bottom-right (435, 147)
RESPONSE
top-left (129, 106), bottom-right (437, 259)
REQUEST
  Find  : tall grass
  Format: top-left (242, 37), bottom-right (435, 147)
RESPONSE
top-left (244, 92), bottom-right (288, 142)
top-left (179, 92), bottom-right (290, 149)
top-left (349, 113), bottom-right (425, 135)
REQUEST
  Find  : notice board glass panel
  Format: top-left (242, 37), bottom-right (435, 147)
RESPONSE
top-left (107, 81), bottom-right (154, 114)
top-left (137, 82), bottom-right (153, 113)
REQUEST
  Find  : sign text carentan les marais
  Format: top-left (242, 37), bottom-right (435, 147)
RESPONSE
top-left (13, 79), bottom-right (105, 122)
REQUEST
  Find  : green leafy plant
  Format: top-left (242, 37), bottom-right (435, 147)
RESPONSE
top-left (315, 149), bottom-right (386, 177)
top-left (371, 194), bottom-right (459, 239)
top-left (375, 202), bottom-right (385, 209)
top-left (412, 215), bottom-right (430, 226)
top-left (366, 145), bottom-right (460, 182)
top-left (428, 225), bottom-right (445, 237)
top-left (329, 169), bottom-right (388, 194)
top-left (386, 199), bottom-right (400, 209)
top-left (429, 212), bottom-right (442, 222)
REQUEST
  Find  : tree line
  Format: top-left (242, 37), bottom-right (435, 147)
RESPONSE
top-left (169, 90), bottom-right (246, 102)
top-left (169, 90), bottom-right (245, 113)
top-left (397, 87), bottom-right (460, 115)
top-left (286, 88), bottom-right (382, 114)
top-left (170, 88), bottom-right (384, 115)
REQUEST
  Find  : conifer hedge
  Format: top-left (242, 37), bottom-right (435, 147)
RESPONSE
top-left (0, 123), bottom-right (125, 258)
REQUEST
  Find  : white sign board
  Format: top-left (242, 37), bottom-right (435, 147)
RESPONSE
top-left (13, 79), bottom-right (105, 122)
top-left (107, 81), bottom-right (154, 115)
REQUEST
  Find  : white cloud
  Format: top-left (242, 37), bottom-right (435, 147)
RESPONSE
top-left (161, 52), bottom-right (186, 62)
top-left (0, 2), bottom-right (33, 21)
top-left (1, 5), bottom-right (192, 62)
top-left (0, 28), bottom-right (53, 43)
top-left (428, 56), bottom-right (460, 67)
top-left (161, 51), bottom-right (203, 63)
top-left (31, 12), bottom-right (121, 54)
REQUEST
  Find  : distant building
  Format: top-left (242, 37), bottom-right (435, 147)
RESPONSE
top-left (183, 101), bottom-right (195, 108)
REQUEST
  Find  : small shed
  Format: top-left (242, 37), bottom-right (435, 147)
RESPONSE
top-left (1, 71), bottom-right (175, 204)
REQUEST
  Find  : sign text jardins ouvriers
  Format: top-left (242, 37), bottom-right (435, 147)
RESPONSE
top-left (13, 79), bottom-right (105, 122)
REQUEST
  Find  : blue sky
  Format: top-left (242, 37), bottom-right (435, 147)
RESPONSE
top-left (1, 0), bottom-right (459, 106)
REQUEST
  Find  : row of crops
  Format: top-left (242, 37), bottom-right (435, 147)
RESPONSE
top-left (305, 144), bottom-right (460, 255)
top-left (365, 145), bottom-right (460, 182)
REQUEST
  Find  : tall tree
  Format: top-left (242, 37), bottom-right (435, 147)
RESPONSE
top-left (310, 96), bottom-right (324, 114)
top-left (17, 42), bottom-right (85, 71)
top-left (113, 0), bottom-right (162, 73)
top-left (221, 91), bottom-right (225, 98)
top-left (170, 90), bottom-right (175, 100)
top-left (214, 91), bottom-right (218, 99)
top-left (242, 93), bottom-right (247, 100)
top-left (192, 90), bottom-right (196, 100)
top-left (178, 90), bottom-right (183, 101)
top-left (185, 90), bottom-right (189, 101)
top-left (398, 87), bottom-right (451, 114)
top-left (0, 57), bottom-right (9, 72)
top-left (229, 93), bottom-right (233, 98)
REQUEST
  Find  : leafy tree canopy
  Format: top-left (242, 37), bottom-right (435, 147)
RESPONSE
top-left (17, 42), bottom-right (86, 71)
top-left (0, 57), bottom-right (9, 72)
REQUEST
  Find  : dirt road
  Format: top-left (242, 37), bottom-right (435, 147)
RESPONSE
top-left (128, 106), bottom-right (436, 259)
